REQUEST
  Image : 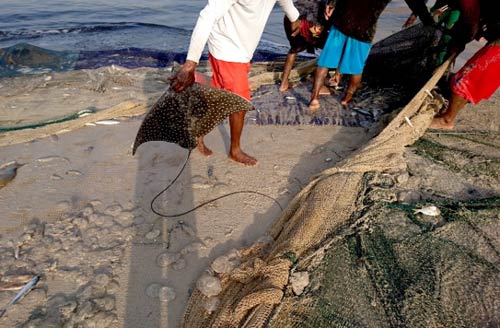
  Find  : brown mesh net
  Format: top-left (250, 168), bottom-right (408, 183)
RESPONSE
top-left (181, 26), bottom-right (500, 328)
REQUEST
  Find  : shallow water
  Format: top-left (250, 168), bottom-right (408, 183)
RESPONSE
top-left (0, 0), bottom-right (411, 51)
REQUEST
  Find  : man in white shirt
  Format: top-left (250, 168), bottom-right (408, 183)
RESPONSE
top-left (170, 0), bottom-right (301, 166)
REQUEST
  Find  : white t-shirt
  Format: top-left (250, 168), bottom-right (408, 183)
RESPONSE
top-left (187, 0), bottom-right (300, 63)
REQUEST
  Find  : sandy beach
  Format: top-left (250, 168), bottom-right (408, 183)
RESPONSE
top-left (0, 64), bottom-right (378, 327)
top-left (0, 60), bottom-right (499, 327)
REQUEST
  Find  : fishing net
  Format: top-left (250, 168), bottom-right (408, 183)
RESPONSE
top-left (180, 25), bottom-right (500, 328)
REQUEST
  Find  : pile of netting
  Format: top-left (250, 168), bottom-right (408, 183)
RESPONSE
top-left (180, 25), bottom-right (500, 328)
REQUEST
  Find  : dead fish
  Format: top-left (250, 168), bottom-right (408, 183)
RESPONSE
top-left (133, 83), bottom-right (254, 154)
top-left (94, 119), bottom-right (120, 125)
top-left (0, 275), bottom-right (37, 291)
top-left (36, 156), bottom-right (70, 164)
top-left (0, 275), bottom-right (40, 317)
top-left (414, 205), bottom-right (441, 216)
top-left (0, 162), bottom-right (23, 189)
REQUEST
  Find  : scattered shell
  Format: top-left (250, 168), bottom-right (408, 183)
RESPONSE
top-left (157, 252), bottom-right (181, 267)
top-left (324, 157), bottom-right (333, 163)
top-left (104, 204), bottom-right (123, 216)
top-left (203, 297), bottom-right (220, 314)
top-left (93, 273), bottom-right (111, 288)
top-left (158, 286), bottom-right (176, 302)
top-left (414, 205), bottom-right (441, 216)
top-left (172, 258), bottom-right (187, 271)
top-left (115, 211), bottom-right (135, 226)
top-left (180, 242), bottom-right (204, 255)
top-left (93, 296), bottom-right (115, 311)
top-left (57, 300), bottom-right (78, 319)
top-left (196, 274), bottom-right (222, 297)
top-left (211, 255), bottom-right (237, 274)
top-left (290, 271), bottom-right (309, 296)
top-left (145, 283), bottom-right (162, 298)
top-left (145, 229), bottom-right (161, 240)
top-left (81, 206), bottom-right (94, 217)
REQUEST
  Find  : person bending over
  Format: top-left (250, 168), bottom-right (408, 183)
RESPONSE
top-left (430, 0), bottom-right (500, 130)
top-left (280, 0), bottom-right (336, 92)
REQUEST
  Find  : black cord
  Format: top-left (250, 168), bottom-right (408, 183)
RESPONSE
top-left (150, 150), bottom-right (283, 218)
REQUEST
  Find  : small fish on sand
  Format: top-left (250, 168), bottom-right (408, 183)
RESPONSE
top-left (94, 119), bottom-right (120, 125)
top-left (36, 156), bottom-right (70, 164)
top-left (0, 275), bottom-right (40, 317)
top-left (414, 205), bottom-right (441, 216)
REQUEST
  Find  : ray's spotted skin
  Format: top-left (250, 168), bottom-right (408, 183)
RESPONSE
top-left (132, 83), bottom-right (254, 154)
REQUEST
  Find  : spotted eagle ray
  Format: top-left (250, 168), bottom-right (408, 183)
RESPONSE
top-left (131, 82), bottom-right (282, 218)
top-left (132, 82), bottom-right (254, 154)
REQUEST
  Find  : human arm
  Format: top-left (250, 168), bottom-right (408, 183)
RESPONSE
top-left (278, 0), bottom-right (301, 37)
top-left (403, 0), bottom-right (434, 26)
top-left (169, 0), bottom-right (237, 92)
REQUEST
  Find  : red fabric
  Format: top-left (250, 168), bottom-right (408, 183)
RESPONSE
top-left (300, 19), bottom-right (313, 44)
top-left (208, 53), bottom-right (251, 101)
top-left (451, 44), bottom-right (500, 104)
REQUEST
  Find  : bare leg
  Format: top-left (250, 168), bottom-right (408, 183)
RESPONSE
top-left (429, 92), bottom-right (468, 130)
top-left (279, 52), bottom-right (297, 92)
top-left (308, 66), bottom-right (330, 111)
top-left (341, 74), bottom-right (362, 105)
top-left (228, 110), bottom-right (258, 165)
top-left (197, 136), bottom-right (213, 156)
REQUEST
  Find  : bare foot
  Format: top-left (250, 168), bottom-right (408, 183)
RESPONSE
top-left (429, 116), bottom-right (454, 130)
top-left (319, 85), bottom-right (331, 96)
top-left (229, 149), bottom-right (258, 166)
top-left (197, 138), bottom-right (213, 156)
top-left (341, 91), bottom-right (354, 105)
top-left (308, 99), bottom-right (320, 111)
top-left (279, 81), bottom-right (292, 92)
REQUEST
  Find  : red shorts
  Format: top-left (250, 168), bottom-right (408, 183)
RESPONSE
top-left (208, 53), bottom-right (251, 101)
top-left (451, 44), bottom-right (500, 104)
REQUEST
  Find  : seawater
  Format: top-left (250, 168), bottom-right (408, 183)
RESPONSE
top-left (0, 0), bottom-right (414, 71)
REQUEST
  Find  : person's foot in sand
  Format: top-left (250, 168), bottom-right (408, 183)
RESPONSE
top-left (227, 110), bottom-right (258, 165)
top-left (340, 74), bottom-right (362, 105)
top-left (309, 66), bottom-right (330, 111)
top-left (429, 116), bottom-right (455, 130)
top-left (197, 137), bottom-right (213, 156)
top-left (341, 90), bottom-right (354, 105)
top-left (308, 99), bottom-right (321, 111)
top-left (279, 80), bottom-right (294, 92)
top-left (229, 148), bottom-right (258, 166)
top-left (428, 92), bottom-right (469, 130)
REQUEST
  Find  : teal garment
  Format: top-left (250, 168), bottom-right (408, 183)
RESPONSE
top-left (431, 6), bottom-right (460, 65)
top-left (318, 25), bottom-right (372, 74)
